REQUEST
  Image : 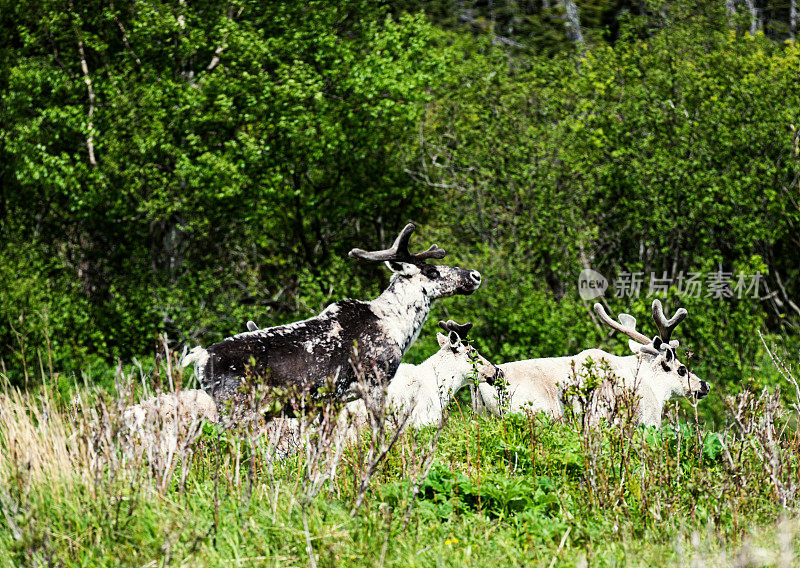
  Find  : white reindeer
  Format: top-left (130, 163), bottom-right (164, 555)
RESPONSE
top-left (182, 224), bottom-right (482, 414)
top-left (123, 389), bottom-right (218, 456)
top-left (342, 320), bottom-right (502, 432)
top-left (477, 300), bottom-right (710, 427)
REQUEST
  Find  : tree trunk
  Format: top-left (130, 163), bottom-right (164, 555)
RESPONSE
top-left (561, 0), bottom-right (585, 46)
top-left (725, 0), bottom-right (737, 27)
top-left (742, 0), bottom-right (759, 34)
top-left (70, 3), bottom-right (97, 167)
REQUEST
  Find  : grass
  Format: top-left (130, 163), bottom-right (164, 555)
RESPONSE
top-left (2, 343), bottom-right (800, 567)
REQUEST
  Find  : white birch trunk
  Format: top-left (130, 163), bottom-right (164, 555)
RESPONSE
top-left (742, 0), bottom-right (760, 34)
top-left (74, 22), bottom-right (97, 166)
top-left (558, 0), bottom-right (584, 46)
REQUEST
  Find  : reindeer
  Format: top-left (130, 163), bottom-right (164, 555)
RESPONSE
top-left (477, 300), bottom-right (710, 427)
top-left (182, 224), bottom-right (482, 413)
top-left (123, 389), bottom-right (218, 458)
top-left (341, 320), bottom-right (502, 432)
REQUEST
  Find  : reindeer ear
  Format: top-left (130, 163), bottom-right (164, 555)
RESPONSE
top-left (639, 343), bottom-right (660, 356)
top-left (448, 331), bottom-right (461, 349)
top-left (436, 332), bottom-right (449, 348)
top-left (385, 261), bottom-right (420, 276)
top-left (628, 339), bottom-right (645, 354)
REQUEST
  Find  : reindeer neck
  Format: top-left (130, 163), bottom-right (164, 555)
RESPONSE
top-left (417, 352), bottom-right (450, 390)
top-left (389, 355), bottom-right (442, 402)
top-left (370, 277), bottom-right (432, 355)
top-left (477, 382), bottom-right (503, 416)
top-left (631, 354), bottom-right (672, 403)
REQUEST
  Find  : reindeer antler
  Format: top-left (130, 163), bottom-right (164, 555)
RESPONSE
top-left (348, 223), bottom-right (446, 264)
top-left (651, 299), bottom-right (686, 344)
top-left (593, 303), bottom-right (652, 345)
top-left (438, 320), bottom-right (473, 340)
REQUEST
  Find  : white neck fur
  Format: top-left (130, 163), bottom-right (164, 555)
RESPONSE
top-left (370, 274), bottom-right (432, 355)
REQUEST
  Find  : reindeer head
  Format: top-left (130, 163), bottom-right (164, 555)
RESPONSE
top-left (432, 320), bottom-right (502, 393)
top-left (349, 224), bottom-right (482, 299)
top-left (594, 300), bottom-right (710, 401)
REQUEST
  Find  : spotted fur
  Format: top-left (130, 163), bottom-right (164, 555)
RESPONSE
top-left (183, 256), bottom-right (481, 414)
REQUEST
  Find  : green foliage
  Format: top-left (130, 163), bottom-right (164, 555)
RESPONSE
top-left (3, 1), bottom-right (800, 561)
top-left (411, 9), bottom-right (800, 404)
top-left (0, 0), bottom-right (798, 419)
top-left (413, 466), bottom-right (561, 519)
top-left (0, 1), bottom-right (447, 375)
top-left (3, 378), bottom-right (799, 566)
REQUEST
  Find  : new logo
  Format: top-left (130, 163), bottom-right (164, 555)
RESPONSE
top-left (578, 269), bottom-right (608, 300)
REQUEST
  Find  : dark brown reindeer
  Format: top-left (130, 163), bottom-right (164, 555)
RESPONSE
top-left (183, 224), bottom-right (482, 413)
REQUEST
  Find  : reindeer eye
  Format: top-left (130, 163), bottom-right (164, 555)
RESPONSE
top-left (420, 265), bottom-right (440, 279)
top-left (677, 366), bottom-right (687, 377)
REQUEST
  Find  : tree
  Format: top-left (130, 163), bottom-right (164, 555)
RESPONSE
top-left (0, 0), bottom-right (446, 375)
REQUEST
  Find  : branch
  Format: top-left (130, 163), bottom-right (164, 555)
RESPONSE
top-left (774, 268), bottom-right (800, 319)
top-left (70, 3), bottom-right (97, 167)
top-left (758, 330), bottom-right (800, 410)
top-left (206, 45), bottom-right (224, 72)
top-left (204, 6), bottom-right (245, 74)
top-left (110, 1), bottom-right (141, 66)
top-left (402, 167), bottom-right (462, 190)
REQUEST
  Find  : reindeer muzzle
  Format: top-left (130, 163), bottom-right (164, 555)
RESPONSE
top-left (696, 381), bottom-right (710, 400)
top-left (485, 365), bottom-right (504, 387)
top-left (458, 270), bottom-right (482, 295)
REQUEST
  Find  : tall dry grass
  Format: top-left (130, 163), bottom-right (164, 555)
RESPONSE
top-left (1, 332), bottom-right (799, 567)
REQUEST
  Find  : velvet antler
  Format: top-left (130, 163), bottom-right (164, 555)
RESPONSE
top-left (348, 223), bottom-right (446, 264)
top-left (651, 299), bottom-right (687, 344)
top-left (438, 320), bottom-right (473, 340)
top-left (593, 303), bottom-right (652, 345)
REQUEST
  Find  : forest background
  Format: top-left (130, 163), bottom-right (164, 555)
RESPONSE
top-left (1, 0), bottom-right (799, 424)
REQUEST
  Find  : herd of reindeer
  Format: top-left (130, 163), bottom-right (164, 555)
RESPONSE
top-left (126, 224), bottom-right (711, 451)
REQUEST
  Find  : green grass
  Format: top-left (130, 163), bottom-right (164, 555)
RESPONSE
top-left (1, 364), bottom-right (800, 567)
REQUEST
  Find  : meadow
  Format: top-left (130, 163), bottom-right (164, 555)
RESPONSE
top-left (1, 338), bottom-right (799, 567)
top-left (3, 0), bottom-right (800, 564)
